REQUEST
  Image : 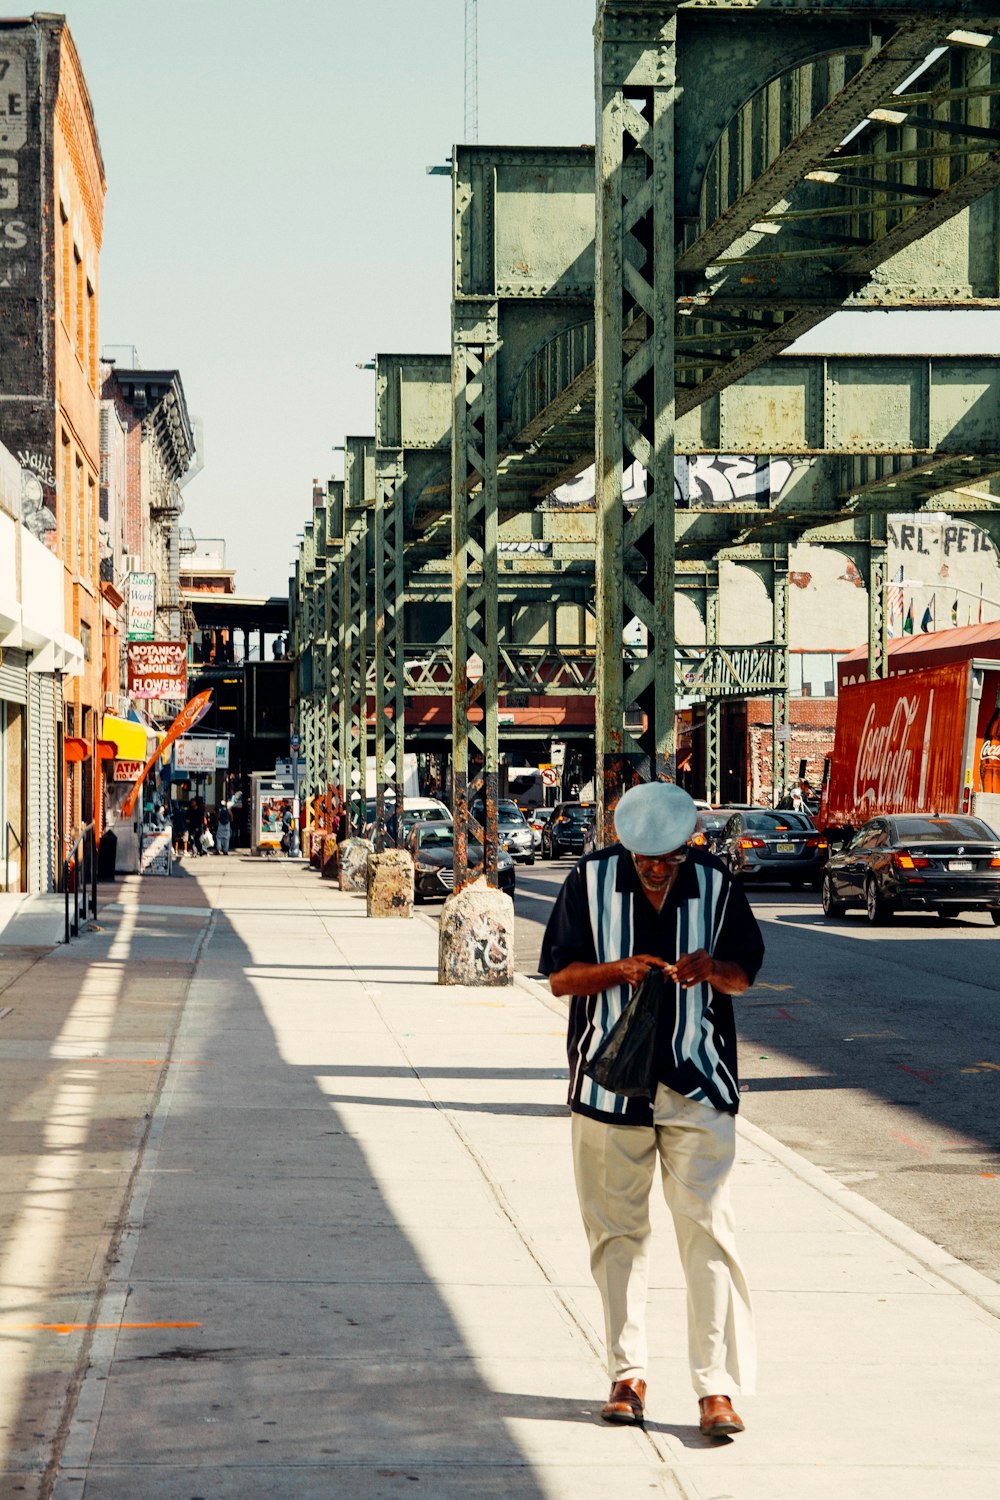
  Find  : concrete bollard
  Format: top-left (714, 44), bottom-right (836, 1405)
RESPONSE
top-left (437, 876), bottom-right (514, 986)
top-left (338, 837), bottom-right (373, 892)
top-left (321, 835), bottom-right (339, 881)
top-left (367, 848), bottom-right (414, 918)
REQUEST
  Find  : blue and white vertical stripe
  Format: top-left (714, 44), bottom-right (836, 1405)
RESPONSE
top-left (574, 854), bottom-right (739, 1116)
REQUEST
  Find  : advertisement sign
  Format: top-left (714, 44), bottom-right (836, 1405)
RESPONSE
top-left (174, 737), bottom-right (218, 773)
top-left (113, 759), bottom-right (144, 783)
top-left (825, 662), bottom-right (968, 824)
top-left (127, 642), bottom-right (187, 700)
top-left (974, 668), bottom-right (1000, 795)
top-left (216, 738), bottom-right (230, 769)
top-left (126, 573), bottom-right (156, 640)
top-left (140, 829), bottom-right (171, 876)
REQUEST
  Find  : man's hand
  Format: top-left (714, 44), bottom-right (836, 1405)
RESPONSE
top-left (665, 948), bottom-right (715, 988)
top-left (664, 950), bottom-right (752, 995)
top-left (617, 953), bottom-right (669, 987)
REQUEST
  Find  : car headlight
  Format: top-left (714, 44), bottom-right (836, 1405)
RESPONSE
top-left (414, 859), bottom-right (438, 874)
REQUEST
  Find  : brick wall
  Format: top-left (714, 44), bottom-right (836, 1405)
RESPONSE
top-left (745, 696), bottom-right (837, 806)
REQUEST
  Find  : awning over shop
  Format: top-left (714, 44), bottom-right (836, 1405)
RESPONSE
top-left (64, 737), bottom-right (90, 763)
top-left (101, 714), bottom-right (148, 762)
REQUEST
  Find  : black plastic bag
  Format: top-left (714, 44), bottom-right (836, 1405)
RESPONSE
top-left (583, 966), bottom-right (663, 1099)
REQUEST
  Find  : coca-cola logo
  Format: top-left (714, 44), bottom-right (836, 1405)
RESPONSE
top-left (853, 695), bottom-right (920, 810)
top-left (981, 739), bottom-right (1000, 765)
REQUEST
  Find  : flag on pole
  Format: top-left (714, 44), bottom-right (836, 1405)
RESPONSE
top-left (121, 690), bottom-right (213, 819)
top-left (903, 600), bottom-right (914, 634)
top-left (951, 597), bottom-right (959, 625)
top-left (887, 566), bottom-right (904, 636)
top-left (920, 601), bottom-right (934, 632)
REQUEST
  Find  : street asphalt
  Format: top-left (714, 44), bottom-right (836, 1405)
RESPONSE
top-left (0, 855), bottom-right (998, 1498)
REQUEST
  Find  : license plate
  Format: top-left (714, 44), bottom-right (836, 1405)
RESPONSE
top-left (776, 842), bottom-right (796, 854)
top-left (948, 859), bottom-right (973, 872)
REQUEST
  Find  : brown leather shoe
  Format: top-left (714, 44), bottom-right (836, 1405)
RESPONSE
top-left (601, 1377), bottom-right (646, 1424)
top-left (699, 1394), bottom-right (745, 1437)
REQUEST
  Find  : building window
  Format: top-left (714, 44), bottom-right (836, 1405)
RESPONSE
top-left (76, 459), bottom-right (85, 577)
top-left (79, 621), bottom-right (91, 661)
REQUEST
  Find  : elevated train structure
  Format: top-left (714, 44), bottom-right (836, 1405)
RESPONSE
top-left (292, 1), bottom-right (1000, 889)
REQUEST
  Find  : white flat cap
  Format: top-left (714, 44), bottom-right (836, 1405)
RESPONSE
top-left (614, 782), bottom-right (698, 855)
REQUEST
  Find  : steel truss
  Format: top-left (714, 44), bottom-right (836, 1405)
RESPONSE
top-left (452, 301), bottom-right (501, 889)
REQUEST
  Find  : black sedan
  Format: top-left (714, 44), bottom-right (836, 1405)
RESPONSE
top-left (821, 813), bottom-right (1000, 924)
top-left (407, 821), bottom-right (515, 903)
top-left (541, 801), bottom-right (597, 859)
top-left (717, 808), bottom-right (828, 889)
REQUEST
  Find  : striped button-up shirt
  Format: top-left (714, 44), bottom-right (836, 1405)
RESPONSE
top-left (539, 846), bottom-right (764, 1125)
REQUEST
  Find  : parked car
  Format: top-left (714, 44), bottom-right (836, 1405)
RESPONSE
top-left (363, 796), bottom-right (451, 842)
top-left (528, 806), bottom-right (554, 851)
top-left (690, 810), bottom-right (730, 855)
top-left (469, 798), bottom-right (535, 864)
top-left (821, 813), bottom-right (1000, 924)
top-left (717, 808), bottom-right (828, 888)
top-left (406, 821), bottom-right (515, 902)
top-left (541, 801), bottom-right (597, 859)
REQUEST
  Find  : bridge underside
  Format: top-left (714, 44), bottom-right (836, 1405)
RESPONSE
top-left (293, 1), bottom-right (1000, 865)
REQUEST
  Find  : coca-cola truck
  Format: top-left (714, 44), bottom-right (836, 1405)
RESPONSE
top-left (822, 630), bottom-right (1000, 831)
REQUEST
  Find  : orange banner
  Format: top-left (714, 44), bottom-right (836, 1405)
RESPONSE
top-left (121, 691), bottom-right (213, 819)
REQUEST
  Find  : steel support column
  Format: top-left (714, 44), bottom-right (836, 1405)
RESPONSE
top-left (770, 546), bottom-right (790, 805)
top-left (340, 503), bottom-right (369, 835)
top-left (595, 6), bottom-right (677, 842)
top-left (867, 513), bottom-right (890, 682)
top-left (373, 450), bottom-right (406, 851)
top-left (704, 580), bottom-right (722, 805)
top-left (451, 300), bottom-right (500, 888)
top-left (325, 481), bottom-right (345, 801)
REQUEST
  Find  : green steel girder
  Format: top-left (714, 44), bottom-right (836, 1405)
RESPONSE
top-left (341, 438), bottom-right (374, 834)
top-left (372, 439), bottom-right (406, 849)
top-left (366, 641), bottom-right (785, 700)
top-left (451, 300), bottom-right (501, 890)
top-left (326, 480), bottom-right (346, 799)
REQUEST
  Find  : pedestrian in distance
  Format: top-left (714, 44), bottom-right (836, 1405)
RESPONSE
top-left (215, 801), bottom-right (232, 855)
top-left (539, 780), bottom-right (764, 1437)
top-left (187, 796), bottom-right (207, 857)
top-left (171, 802), bottom-right (188, 857)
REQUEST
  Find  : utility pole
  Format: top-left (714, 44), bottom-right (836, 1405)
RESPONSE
top-left (464, 0), bottom-right (478, 143)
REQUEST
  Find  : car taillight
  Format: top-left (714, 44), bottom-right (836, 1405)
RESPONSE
top-left (805, 837), bottom-right (828, 849)
top-left (691, 833), bottom-right (707, 846)
top-left (990, 856), bottom-right (1000, 869)
top-left (893, 851), bottom-right (930, 870)
top-left (738, 837), bottom-right (765, 849)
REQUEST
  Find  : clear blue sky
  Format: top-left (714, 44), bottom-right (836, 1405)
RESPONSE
top-left (63, 0), bottom-right (594, 597)
top-left (64, 1), bottom-right (996, 597)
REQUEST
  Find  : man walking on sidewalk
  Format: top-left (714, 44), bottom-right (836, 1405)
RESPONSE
top-left (539, 781), bottom-right (764, 1436)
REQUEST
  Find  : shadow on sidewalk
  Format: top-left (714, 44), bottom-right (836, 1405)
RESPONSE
top-left (0, 860), bottom-right (575, 1495)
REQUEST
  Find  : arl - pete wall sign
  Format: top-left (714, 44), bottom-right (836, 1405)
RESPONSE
top-left (127, 642), bottom-right (187, 700)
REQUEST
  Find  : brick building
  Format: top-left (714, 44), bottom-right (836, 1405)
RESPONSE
top-left (0, 15), bottom-right (104, 870)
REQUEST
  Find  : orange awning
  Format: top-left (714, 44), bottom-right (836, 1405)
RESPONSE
top-left (64, 737), bottom-right (90, 763)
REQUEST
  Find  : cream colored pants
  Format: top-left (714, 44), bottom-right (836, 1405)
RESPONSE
top-left (571, 1084), bottom-right (756, 1397)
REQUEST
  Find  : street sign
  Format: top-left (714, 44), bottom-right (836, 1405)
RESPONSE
top-left (541, 767), bottom-right (559, 787)
top-left (291, 733), bottom-right (301, 750)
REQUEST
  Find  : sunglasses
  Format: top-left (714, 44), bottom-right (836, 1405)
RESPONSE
top-left (631, 849), bottom-right (689, 869)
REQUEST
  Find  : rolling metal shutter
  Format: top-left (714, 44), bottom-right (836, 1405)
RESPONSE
top-left (0, 648), bottom-right (28, 705)
top-left (28, 673), bottom-right (59, 893)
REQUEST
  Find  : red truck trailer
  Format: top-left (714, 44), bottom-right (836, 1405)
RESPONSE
top-left (823, 625), bottom-right (1000, 830)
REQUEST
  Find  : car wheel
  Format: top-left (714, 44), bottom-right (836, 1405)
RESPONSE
top-left (865, 877), bottom-right (892, 925)
top-left (526, 853), bottom-right (535, 866)
top-left (821, 874), bottom-right (846, 918)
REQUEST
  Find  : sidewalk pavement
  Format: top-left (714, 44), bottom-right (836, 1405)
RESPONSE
top-left (0, 856), bottom-right (998, 1499)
